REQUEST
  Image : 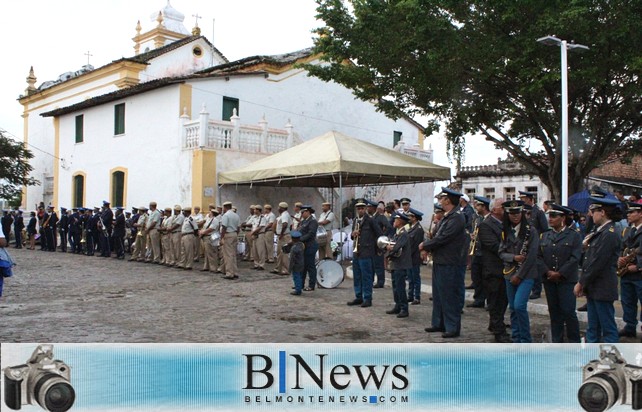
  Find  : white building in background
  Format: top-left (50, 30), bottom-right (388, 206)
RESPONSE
top-left (456, 157), bottom-right (552, 205)
top-left (19, 2), bottom-right (439, 218)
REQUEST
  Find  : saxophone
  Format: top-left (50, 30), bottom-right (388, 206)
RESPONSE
top-left (503, 223), bottom-right (531, 276)
top-left (617, 248), bottom-right (637, 277)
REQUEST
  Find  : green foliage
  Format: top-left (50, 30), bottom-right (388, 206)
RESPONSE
top-left (0, 130), bottom-right (39, 201)
top-left (306, 0), bottom-right (642, 199)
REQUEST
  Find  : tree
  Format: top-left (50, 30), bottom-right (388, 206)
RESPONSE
top-left (305, 0), bottom-right (642, 200)
top-left (0, 129), bottom-right (38, 203)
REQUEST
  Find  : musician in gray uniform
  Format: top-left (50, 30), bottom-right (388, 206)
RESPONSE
top-left (499, 200), bottom-right (540, 343)
top-left (479, 198), bottom-right (511, 343)
top-left (349, 199), bottom-right (382, 307)
top-left (574, 197), bottom-right (622, 343)
top-left (385, 213), bottom-right (412, 318)
top-left (369, 200), bottom-right (391, 288)
top-left (617, 201), bottom-right (642, 338)
top-left (519, 190), bottom-right (548, 300)
top-left (298, 205), bottom-right (319, 291)
top-left (468, 195), bottom-right (490, 308)
top-left (420, 187), bottom-right (467, 339)
top-left (537, 204), bottom-right (581, 342)
top-left (406, 208), bottom-right (424, 305)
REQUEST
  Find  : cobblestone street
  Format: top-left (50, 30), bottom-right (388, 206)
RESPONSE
top-left (0, 247), bottom-right (629, 344)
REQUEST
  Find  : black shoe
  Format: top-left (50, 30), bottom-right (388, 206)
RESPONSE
top-left (529, 293), bottom-right (541, 300)
top-left (466, 301), bottom-right (485, 308)
top-left (347, 299), bottom-right (364, 306)
top-left (360, 300), bottom-right (372, 308)
top-left (373, 284), bottom-right (383, 289)
top-left (429, 296), bottom-right (433, 301)
top-left (465, 284), bottom-right (474, 290)
top-left (424, 327), bottom-right (445, 333)
top-left (385, 307), bottom-right (400, 315)
top-left (442, 331), bottom-right (460, 338)
top-left (618, 329), bottom-right (637, 338)
top-left (410, 299), bottom-right (421, 305)
top-left (494, 333), bottom-right (512, 343)
top-left (290, 291), bottom-right (302, 296)
top-left (396, 311), bottom-right (409, 318)
top-left (577, 303), bottom-right (588, 312)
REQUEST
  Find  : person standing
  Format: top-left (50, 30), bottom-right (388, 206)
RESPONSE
top-left (420, 188), bottom-right (467, 339)
top-left (44, 205), bottom-right (58, 252)
top-left (467, 196), bottom-right (490, 308)
top-left (1, 210), bottom-right (13, 242)
top-left (263, 205), bottom-right (276, 264)
top-left (167, 205), bottom-right (183, 267)
top-left (191, 206), bottom-right (205, 263)
top-left (220, 201), bottom-right (240, 280)
top-left (112, 207), bottom-right (126, 259)
top-left (130, 206), bottom-right (148, 261)
top-left (318, 202), bottom-right (335, 260)
top-left (406, 208), bottom-right (424, 305)
top-left (288, 231), bottom-right (305, 295)
top-left (617, 201), bottom-right (642, 338)
top-left (292, 202), bottom-right (303, 231)
top-left (57, 208), bottom-right (68, 252)
top-left (385, 213), bottom-right (412, 318)
top-left (13, 210), bottom-right (24, 249)
top-left (250, 205), bottom-right (267, 271)
top-left (499, 200), bottom-right (539, 343)
top-left (177, 207), bottom-right (197, 270)
top-left (99, 201), bottom-right (113, 257)
top-left (479, 198), bottom-right (511, 343)
top-left (240, 205), bottom-right (256, 261)
top-left (574, 197), bottom-right (622, 343)
top-left (518, 191), bottom-right (548, 300)
top-left (200, 206), bottom-right (220, 273)
top-left (145, 202), bottom-right (162, 264)
top-left (348, 199), bottom-right (382, 307)
top-left (26, 211), bottom-right (37, 250)
top-left (298, 205), bottom-right (319, 291)
top-left (537, 204), bottom-right (581, 343)
top-left (159, 207), bottom-right (174, 265)
top-left (88, 207), bottom-right (100, 255)
top-left (273, 202), bottom-right (292, 276)
top-left (371, 201), bottom-right (392, 288)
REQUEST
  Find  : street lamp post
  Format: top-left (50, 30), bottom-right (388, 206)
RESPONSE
top-left (537, 35), bottom-right (588, 205)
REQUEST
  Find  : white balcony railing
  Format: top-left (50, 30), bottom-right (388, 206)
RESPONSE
top-left (181, 105), bottom-right (294, 154)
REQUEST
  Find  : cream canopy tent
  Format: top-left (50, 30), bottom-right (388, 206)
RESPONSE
top-left (218, 131), bottom-right (451, 187)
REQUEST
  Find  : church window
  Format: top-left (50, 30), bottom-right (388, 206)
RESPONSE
top-left (222, 97), bottom-right (239, 121)
top-left (111, 170), bottom-right (126, 208)
top-left (193, 46), bottom-right (203, 57)
top-left (75, 115), bottom-right (84, 143)
top-left (114, 103), bottom-right (126, 135)
top-left (393, 131), bottom-right (402, 147)
top-left (72, 174), bottom-right (85, 208)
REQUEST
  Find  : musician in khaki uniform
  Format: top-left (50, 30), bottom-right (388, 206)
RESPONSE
top-left (220, 201), bottom-right (240, 279)
top-left (272, 202), bottom-right (292, 275)
top-left (251, 205), bottom-right (267, 270)
top-left (146, 201), bottom-right (162, 263)
top-left (169, 205), bottom-right (184, 267)
top-left (130, 206), bottom-right (148, 261)
top-left (176, 207), bottom-right (197, 270)
top-left (160, 207), bottom-right (173, 265)
top-left (292, 202), bottom-right (303, 230)
top-left (241, 205), bottom-right (256, 261)
top-left (263, 204), bottom-right (276, 263)
top-left (318, 202), bottom-right (335, 260)
top-left (191, 206), bottom-right (205, 263)
top-left (200, 205), bottom-right (220, 273)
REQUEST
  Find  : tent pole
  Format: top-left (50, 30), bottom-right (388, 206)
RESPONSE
top-left (339, 173), bottom-right (343, 263)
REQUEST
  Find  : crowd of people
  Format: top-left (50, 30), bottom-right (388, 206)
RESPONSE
top-left (2, 185), bottom-right (641, 343)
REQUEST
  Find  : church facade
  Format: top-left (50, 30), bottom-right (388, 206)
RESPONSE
top-left (20, 2), bottom-right (435, 216)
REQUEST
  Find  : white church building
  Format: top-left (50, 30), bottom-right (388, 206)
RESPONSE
top-left (20, 2), bottom-right (439, 216)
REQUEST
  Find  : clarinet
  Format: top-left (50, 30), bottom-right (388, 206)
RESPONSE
top-left (503, 223), bottom-right (531, 276)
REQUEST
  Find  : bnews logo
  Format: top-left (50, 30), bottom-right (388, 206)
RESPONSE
top-left (243, 351), bottom-right (409, 393)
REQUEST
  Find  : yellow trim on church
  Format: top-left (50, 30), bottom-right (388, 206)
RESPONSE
top-left (53, 117), bottom-right (60, 208)
top-left (179, 84), bottom-right (192, 117)
top-left (191, 150), bottom-right (216, 211)
top-left (109, 167), bottom-right (128, 208)
top-left (71, 171), bottom-right (87, 208)
top-left (21, 111), bottom-right (29, 209)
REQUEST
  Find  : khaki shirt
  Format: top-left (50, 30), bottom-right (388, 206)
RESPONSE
top-left (221, 210), bottom-right (240, 232)
top-left (276, 211), bottom-right (292, 235)
top-left (146, 209), bottom-right (162, 229)
top-left (319, 210), bottom-right (335, 231)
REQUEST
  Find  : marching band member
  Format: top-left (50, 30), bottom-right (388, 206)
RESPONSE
top-left (349, 199), bottom-right (382, 308)
top-left (406, 208), bottom-right (424, 305)
top-left (617, 201), bottom-right (642, 338)
top-left (467, 195), bottom-right (490, 308)
top-left (112, 207), bottom-right (126, 259)
top-left (297, 205), bottom-right (318, 291)
top-left (499, 200), bottom-right (539, 343)
top-left (537, 204), bottom-right (581, 342)
top-left (386, 212), bottom-right (411, 318)
top-left (371, 200), bottom-right (392, 288)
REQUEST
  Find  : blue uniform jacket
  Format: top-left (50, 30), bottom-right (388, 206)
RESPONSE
top-left (622, 226), bottom-right (642, 280)
top-left (421, 209), bottom-right (467, 266)
top-left (580, 221), bottom-right (620, 301)
top-left (499, 224), bottom-right (540, 280)
top-left (537, 226), bottom-right (581, 283)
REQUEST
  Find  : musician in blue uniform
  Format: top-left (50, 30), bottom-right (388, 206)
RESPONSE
top-left (369, 200), bottom-right (391, 289)
top-left (537, 204), bottom-right (581, 342)
top-left (406, 208), bottom-right (424, 305)
top-left (44, 205), bottom-right (58, 252)
top-left (112, 207), bottom-right (126, 259)
top-left (88, 208), bottom-right (99, 256)
top-left (468, 195), bottom-right (490, 308)
top-left (499, 200), bottom-right (540, 343)
top-left (420, 187), bottom-right (467, 339)
top-left (617, 201), bottom-right (642, 338)
top-left (349, 199), bottom-right (382, 307)
top-left (298, 205), bottom-right (319, 291)
top-left (13, 210), bottom-right (24, 249)
top-left (386, 213), bottom-right (412, 318)
top-left (58, 208), bottom-right (68, 253)
top-left (518, 191), bottom-right (548, 300)
top-left (69, 208), bottom-right (82, 253)
top-left (99, 201), bottom-right (113, 257)
top-left (574, 197), bottom-right (622, 343)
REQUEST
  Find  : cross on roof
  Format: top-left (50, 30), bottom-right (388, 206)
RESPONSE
top-left (192, 13), bottom-right (202, 27)
top-left (84, 51), bottom-right (93, 65)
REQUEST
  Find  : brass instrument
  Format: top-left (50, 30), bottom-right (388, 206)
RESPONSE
top-left (80, 229), bottom-right (87, 244)
top-left (42, 213), bottom-right (52, 229)
top-left (468, 225), bottom-right (479, 256)
top-left (582, 232), bottom-right (595, 251)
top-left (352, 218), bottom-right (361, 254)
top-left (377, 235), bottom-right (401, 258)
top-left (97, 216), bottom-right (108, 237)
top-left (503, 223), bottom-right (531, 276)
top-left (617, 248), bottom-right (637, 277)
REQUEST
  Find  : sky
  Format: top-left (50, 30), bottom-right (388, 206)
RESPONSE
top-left (0, 0), bottom-right (504, 175)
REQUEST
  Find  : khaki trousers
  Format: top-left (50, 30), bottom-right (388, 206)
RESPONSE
top-left (161, 233), bottom-right (171, 264)
top-left (275, 233), bottom-right (292, 274)
top-left (132, 231), bottom-right (147, 260)
top-left (178, 234), bottom-right (195, 269)
top-left (244, 232), bottom-right (253, 260)
top-left (264, 231), bottom-right (275, 262)
top-left (253, 233), bottom-right (267, 267)
top-left (148, 228), bottom-right (161, 262)
top-left (202, 237), bottom-right (218, 271)
top-left (222, 232), bottom-right (238, 276)
top-left (170, 232), bottom-right (181, 266)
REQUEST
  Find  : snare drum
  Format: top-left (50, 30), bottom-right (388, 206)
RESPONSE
top-left (316, 260), bottom-right (344, 289)
top-left (316, 226), bottom-right (328, 246)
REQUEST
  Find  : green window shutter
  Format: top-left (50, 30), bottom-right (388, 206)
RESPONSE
top-left (75, 115), bottom-right (84, 143)
top-left (112, 171), bottom-right (125, 207)
top-left (73, 175), bottom-right (84, 208)
top-left (222, 97), bottom-right (239, 121)
top-left (114, 103), bottom-right (125, 135)
top-left (393, 131), bottom-right (402, 147)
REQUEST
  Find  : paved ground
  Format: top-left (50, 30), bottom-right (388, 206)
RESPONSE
top-left (0, 248), bottom-right (638, 344)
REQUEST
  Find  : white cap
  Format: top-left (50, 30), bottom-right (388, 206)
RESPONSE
top-left (462, 194), bottom-right (470, 202)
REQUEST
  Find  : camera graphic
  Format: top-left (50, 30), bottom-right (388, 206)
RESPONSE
top-left (3, 345), bottom-right (75, 412)
top-left (578, 345), bottom-right (642, 412)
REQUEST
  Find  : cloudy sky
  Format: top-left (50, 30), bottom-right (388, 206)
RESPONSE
top-left (0, 0), bottom-right (503, 173)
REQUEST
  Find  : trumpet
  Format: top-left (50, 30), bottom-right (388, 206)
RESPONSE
top-left (80, 230), bottom-right (87, 244)
top-left (352, 219), bottom-right (361, 253)
top-left (468, 225), bottom-right (479, 256)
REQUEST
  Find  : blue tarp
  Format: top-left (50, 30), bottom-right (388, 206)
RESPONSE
top-left (568, 190), bottom-right (617, 213)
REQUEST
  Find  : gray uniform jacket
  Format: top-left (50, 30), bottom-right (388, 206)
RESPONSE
top-left (289, 242), bottom-right (305, 273)
top-left (621, 226), bottom-right (642, 281)
top-left (408, 222), bottom-right (425, 267)
top-left (478, 216), bottom-right (503, 278)
top-left (499, 224), bottom-right (540, 280)
top-left (537, 227), bottom-right (581, 283)
top-left (421, 210), bottom-right (467, 266)
top-left (353, 214), bottom-right (382, 259)
top-left (389, 228), bottom-right (412, 271)
top-left (299, 217), bottom-right (318, 248)
top-left (580, 221), bottom-right (620, 301)
top-left (530, 204), bottom-right (548, 234)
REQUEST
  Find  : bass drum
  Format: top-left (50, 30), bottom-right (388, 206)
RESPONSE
top-left (316, 226), bottom-right (328, 246)
top-left (316, 260), bottom-right (344, 289)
